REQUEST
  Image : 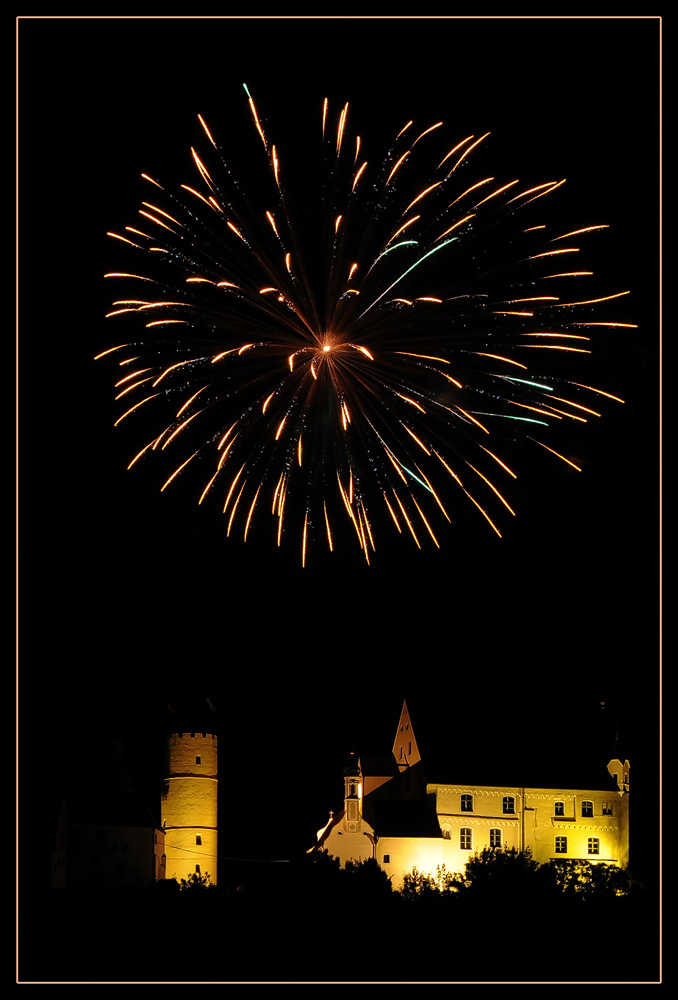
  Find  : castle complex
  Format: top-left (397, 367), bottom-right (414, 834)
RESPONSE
top-left (310, 701), bottom-right (630, 889)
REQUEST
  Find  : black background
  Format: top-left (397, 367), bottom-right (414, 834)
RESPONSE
top-left (18, 14), bottom-right (660, 974)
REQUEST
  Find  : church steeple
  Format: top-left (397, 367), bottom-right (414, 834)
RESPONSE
top-left (392, 700), bottom-right (421, 772)
top-left (342, 752), bottom-right (362, 833)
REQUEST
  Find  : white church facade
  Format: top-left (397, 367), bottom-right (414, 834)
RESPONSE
top-left (311, 702), bottom-right (630, 890)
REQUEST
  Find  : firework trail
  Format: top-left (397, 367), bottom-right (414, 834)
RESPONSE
top-left (99, 85), bottom-right (633, 565)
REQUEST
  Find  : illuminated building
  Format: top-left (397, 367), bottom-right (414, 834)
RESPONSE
top-left (161, 730), bottom-right (218, 885)
top-left (311, 701), bottom-right (630, 889)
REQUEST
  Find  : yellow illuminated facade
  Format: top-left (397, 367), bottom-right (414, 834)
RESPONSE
top-left (161, 732), bottom-right (218, 885)
top-left (312, 702), bottom-right (630, 890)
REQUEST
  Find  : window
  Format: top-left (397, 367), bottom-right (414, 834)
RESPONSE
top-left (588, 837), bottom-right (600, 855)
top-left (461, 794), bottom-right (474, 812)
top-left (196, 835), bottom-right (202, 845)
top-left (554, 801), bottom-right (564, 816)
top-left (582, 800), bottom-right (594, 818)
top-left (196, 756), bottom-right (202, 765)
top-left (503, 796), bottom-right (515, 815)
top-left (442, 826), bottom-right (451, 840)
top-left (555, 836), bottom-right (568, 854)
top-left (490, 828), bottom-right (502, 848)
top-left (383, 854), bottom-right (391, 864)
top-left (195, 864), bottom-right (201, 873)
top-left (460, 828), bottom-right (472, 850)
top-left (602, 802), bottom-right (613, 816)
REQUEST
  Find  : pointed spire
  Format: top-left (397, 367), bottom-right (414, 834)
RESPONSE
top-left (392, 700), bottom-right (422, 772)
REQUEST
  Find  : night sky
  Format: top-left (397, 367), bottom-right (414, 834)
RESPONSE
top-left (19, 15), bottom-right (659, 909)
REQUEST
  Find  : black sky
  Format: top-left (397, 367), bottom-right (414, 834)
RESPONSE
top-left (18, 16), bottom-right (660, 892)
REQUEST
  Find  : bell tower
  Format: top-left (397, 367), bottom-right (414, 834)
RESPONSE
top-left (342, 752), bottom-right (363, 833)
top-left (161, 720), bottom-right (218, 885)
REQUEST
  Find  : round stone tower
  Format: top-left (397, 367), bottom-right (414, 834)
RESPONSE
top-left (161, 729), bottom-right (218, 885)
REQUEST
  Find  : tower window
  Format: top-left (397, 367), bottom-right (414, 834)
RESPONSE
top-left (196, 835), bottom-right (202, 845)
top-left (195, 864), bottom-right (201, 873)
top-left (602, 802), bottom-right (613, 816)
top-left (383, 854), bottom-right (391, 864)
top-left (196, 756), bottom-right (202, 765)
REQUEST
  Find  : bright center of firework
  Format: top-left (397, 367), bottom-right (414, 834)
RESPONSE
top-left (323, 345), bottom-right (331, 353)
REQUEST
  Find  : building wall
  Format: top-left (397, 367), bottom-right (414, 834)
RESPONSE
top-left (321, 823), bottom-right (375, 866)
top-left (53, 820), bottom-right (162, 889)
top-left (430, 783), bottom-right (629, 868)
top-left (377, 837), bottom-right (443, 890)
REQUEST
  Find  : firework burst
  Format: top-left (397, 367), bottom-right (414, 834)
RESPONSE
top-left (98, 85), bottom-right (633, 565)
